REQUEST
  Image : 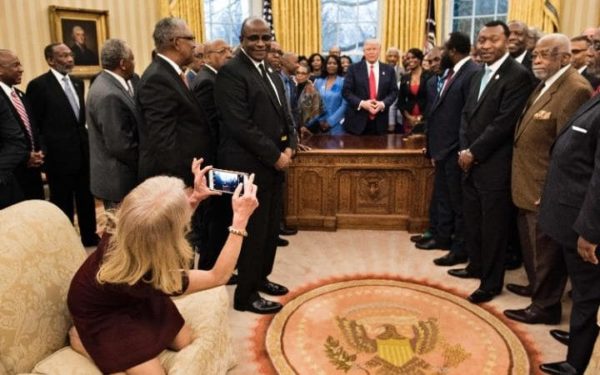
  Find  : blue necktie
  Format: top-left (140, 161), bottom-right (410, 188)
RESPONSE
top-left (62, 76), bottom-right (80, 120)
top-left (478, 67), bottom-right (493, 100)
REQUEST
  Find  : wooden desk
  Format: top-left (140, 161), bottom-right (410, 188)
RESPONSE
top-left (285, 134), bottom-right (434, 232)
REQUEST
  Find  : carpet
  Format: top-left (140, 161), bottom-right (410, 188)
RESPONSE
top-left (251, 275), bottom-right (541, 375)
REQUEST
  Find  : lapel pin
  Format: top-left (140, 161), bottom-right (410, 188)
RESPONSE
top-left (382, 71), bottom-right (386, 76)
top-left (495, 74), bottom-right (500, 80)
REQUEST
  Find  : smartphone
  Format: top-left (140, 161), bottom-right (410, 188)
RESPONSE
top-left (208, 168), bottom-right (248, 194)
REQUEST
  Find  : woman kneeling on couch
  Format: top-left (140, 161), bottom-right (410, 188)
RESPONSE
top-left (67, 158), bottom-right (258, 374)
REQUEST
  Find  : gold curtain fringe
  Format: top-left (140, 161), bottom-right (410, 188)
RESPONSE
top-left (508, 0), bottom-right (561, 33)
top-left (159, 0), bottom-right (205, 42)
top-left (272, 0), bottom-right (322, 56)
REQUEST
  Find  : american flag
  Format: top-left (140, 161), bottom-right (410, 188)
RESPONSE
top-left (424, 0), bottom-right (436, 52)
top-left (262, 0), bottom-right (276, 40)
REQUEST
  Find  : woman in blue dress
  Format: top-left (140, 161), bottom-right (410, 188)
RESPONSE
top-left (309, 55), bottom-right (348, 135)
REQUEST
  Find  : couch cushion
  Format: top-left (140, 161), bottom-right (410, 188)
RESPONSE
top-left (0, 201), bottom-right (87, 374)
top-left (32, 286), bottom-right (235, 374)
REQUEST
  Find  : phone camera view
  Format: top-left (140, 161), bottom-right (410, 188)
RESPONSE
top-left (211, 170), bottom-right (246, 194)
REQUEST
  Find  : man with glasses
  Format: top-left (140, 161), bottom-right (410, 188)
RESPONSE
top-left (587, 28), bottom-right (600, 92)
top-left (190, 39), bottom-right (233, 271)
top-left (570, 35), bottom-right (600, 90)
top-left (185, 42), bottom-right (204, 84)
top-left (137, 17), bottom-right (212, 255)
top-left (503, 34), bottom-right (592, 327)
top-left (214, 17), bottom-right (293, 314)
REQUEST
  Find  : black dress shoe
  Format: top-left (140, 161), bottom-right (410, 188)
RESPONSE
top-left (410, 231), bottom-right (433, 243)
top-left (234, 296), bottom-right (283, 314)
top-left (448, 268), bottom-right (479, 279)
top-left (226, 274), bottom-right (238, 285)
top-left (279, 225), bottom-right (298, 236)
top-left (415, 238), bottom-right (451, 250)
top-left (503, 304), bottom-right (561, 324)
top-left (539, 361), bottom-right (578, 374)
top-left (550, 329), bottom-right (570, 346)
top-left (277, 237), bottom-right (289, 246)
top-left (506, 283), bottom-right (532, 297)
top-left (467, 289), bottom-right (500, 304)
top-left (434, 253), bottom-right (468, 266)
top-left (258, 280), bottom-right (289, 296)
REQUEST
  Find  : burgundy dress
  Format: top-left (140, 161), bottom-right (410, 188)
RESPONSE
top-left (67, 235), bottom-right (189, 373)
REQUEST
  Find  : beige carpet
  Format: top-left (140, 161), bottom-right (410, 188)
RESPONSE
top-left (226, 230), bottom-right (569, 374)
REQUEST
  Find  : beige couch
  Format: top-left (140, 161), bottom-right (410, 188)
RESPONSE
top-left (0, 200), bottom-right (235, 375)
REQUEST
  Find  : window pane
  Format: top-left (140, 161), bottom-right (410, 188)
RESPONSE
top-left (321, 0), bottom-right (377, 56)
top-left (454, 0), bottom-right (473, 17)
top-left (453, 18), bottom-right (472, 36)
top-left (475, 0), bottom-right (495, 15)
top-left (358, 2), bottom-right (378, 23)
top-left (497, 0), bottom-right (508, 13)
top-left (204, 0), bottom-right (248, 44)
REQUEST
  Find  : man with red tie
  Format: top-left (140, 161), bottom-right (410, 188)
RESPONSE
top-left (0, 49), bottom-right (44, 202)
top-left (342, 39), bottom-right (398, 135)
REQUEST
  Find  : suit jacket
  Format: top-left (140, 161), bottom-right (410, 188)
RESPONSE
top-left (397, 71), bottom-right (432, 116)
top-left (460, 57), bottom-right (534, 190)
top-left (191, 66), bottom-right (219, 163)
top-left (136, 57), bottom-right (211, 186)
top-left (87, 71), bottom-right (142, 202)
top-left (425, 60), bottom-right (479, 161)
top-left (213, 52), bottom-right (292, 188)
top-left (26, 71), bottom-right (88, 175)
top-left (539, 94), bottom-right (600, 248)
top-left (0, 93), bottom-right (27, 208)
top-left (512, 68), bottom-right (592, 211)
top-left (581, 67), bottom-right (600, 90)
top-left (342, 61), bottom-right (398, 135)
top-left (311, 76), bottom-right (347, 131)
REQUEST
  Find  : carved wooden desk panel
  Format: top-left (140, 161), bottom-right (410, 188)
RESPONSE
top-left (286, 135), bottom-right (434, 231)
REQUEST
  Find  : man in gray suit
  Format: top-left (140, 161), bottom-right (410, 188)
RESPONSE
top-left (87, 39), bottom-right (141, 208)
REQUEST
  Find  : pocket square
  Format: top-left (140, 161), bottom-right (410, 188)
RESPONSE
top-left (572, 125), bottom-right (588, 134)
top-left (533, 110), bottom-right (552, 120)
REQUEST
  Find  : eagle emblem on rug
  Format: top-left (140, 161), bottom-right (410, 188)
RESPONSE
top-left (325, 316), bottom-right (470, 374)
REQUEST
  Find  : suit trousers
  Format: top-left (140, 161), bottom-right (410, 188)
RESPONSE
top-left (198, 196), bottom-right (232, 271)
top-left (0, 176), bottom-right (24, 209)
top-left (462, 177), bottom-right (510, 292)
top-left (14, 166), bottom-right (44, 200)
top-left (46, 170), bottom-right (97, 243)
top-left (234, 177), bottom-right (281, 303)
top-left (519, 209), bottom-right (567, 309)
top-left (433, 153), bottom-right (465, 256)
top-left (564, 245), bottom-right (600, 372)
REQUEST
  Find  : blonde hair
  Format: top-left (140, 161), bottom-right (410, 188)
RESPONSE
top-left (96, 176), bottom-right (194, 294)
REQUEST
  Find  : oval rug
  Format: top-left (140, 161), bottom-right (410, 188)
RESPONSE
top-left (262, 278), bottom-right (535, 375)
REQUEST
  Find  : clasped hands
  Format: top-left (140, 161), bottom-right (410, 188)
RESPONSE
top-left (27, 151), bottom-right (44, 168)
top-left (457, 149), bottom-right (474, 172)
top-left (360, 99), bottom-right (385, 115)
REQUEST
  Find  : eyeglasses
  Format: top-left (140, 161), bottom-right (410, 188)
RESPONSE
top-left (245, 34), bottom-right (272, 42)
top-left (531, 50), bottom-right (563, 60)
top-left (593, 41), bottom-right (600, 51)
top-left (172, 35), bottom-right (195, 42)
top-left (269, 49), bottom-right (283, 56)
top-left (296, 71), bottom-right (308, 75)
top-left (571, 48), bottom-right (588, 54)
top-left (206, 47), bottom-right (232, 55)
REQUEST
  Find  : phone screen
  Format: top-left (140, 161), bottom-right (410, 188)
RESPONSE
top-left (209, 169), bottom-right (247, 194)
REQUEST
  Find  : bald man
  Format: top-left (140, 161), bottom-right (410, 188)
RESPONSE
top-left (342, 39), bottom-right (398, 135)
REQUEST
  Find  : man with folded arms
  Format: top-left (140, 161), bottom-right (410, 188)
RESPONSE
top-left (503, 34), bottom-right (592, 325)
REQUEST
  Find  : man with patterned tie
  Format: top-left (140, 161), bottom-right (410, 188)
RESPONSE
top-left (27, 43), bottom-right (98, 247)
top-left (0, 49), bottom-right (44, 201)
top-left (137, 17), bottom-right (212, 259)
top-left (448, 21), bottom-right (534, 303)
top-left (342, 39), bottom-right (398, 135)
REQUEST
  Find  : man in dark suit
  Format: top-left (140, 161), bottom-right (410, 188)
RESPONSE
top-left (537, 94), bottom-right (600, 375)
top-left (214, 17), bottom-right (293, 314)
top-left (503, 34), bottom-right (592, 325)
top-left (422, 33), bottom-right (479, 265)
top-left (190, 38), bottom-right (233, 271)
top-left (449, 21), bottom-right (534, 303)
top-left (137, 17), bottom-right (213, 257)
top-left (0, 49), bottom-right (44, 201)
top-left (87, 39), bottom-right (141, 209)
top-left (508, 20), bottom-right (534, 72)
top-left (342, 39), bottom-right (398, 135)
top-left (0, 80), bottom-right (27, 209)
top-left (27, 43), bottom-right (98, 246)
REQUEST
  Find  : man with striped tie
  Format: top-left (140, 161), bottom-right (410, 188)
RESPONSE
top-left (0, 49), bottom-right (44, 202)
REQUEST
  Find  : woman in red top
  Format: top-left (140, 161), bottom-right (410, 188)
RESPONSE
top-left (397, 48), bottom-right (431, 134)
top-left (67, 158), bottom-right (258, 374)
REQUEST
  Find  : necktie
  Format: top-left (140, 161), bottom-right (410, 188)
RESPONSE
top-left (532, 82), bottom-right (546, 105)
top-left (368, 64), bottom-right (377, 120)
top-left (440, 68), bottom-right (454, 96)
top-left (179, 72), bottom-right (189, 89)
top-left (127, 80), bottom-right (135, 97)
top-left (10, 89), bottom-right (34, 148)
top-left (477, 66), bottom-right (493, 100)
top-left (259, 63), bottom-right (281, 105)
top-left (62, 76), bottom-right (80, 120)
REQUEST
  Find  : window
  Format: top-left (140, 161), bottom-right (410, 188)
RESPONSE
top-left (321, 0), bottom-right (379, 61)
top-left (451, 0), bottom-right (508, 41)
top-left (203, 0), bottom-right (249, 46)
